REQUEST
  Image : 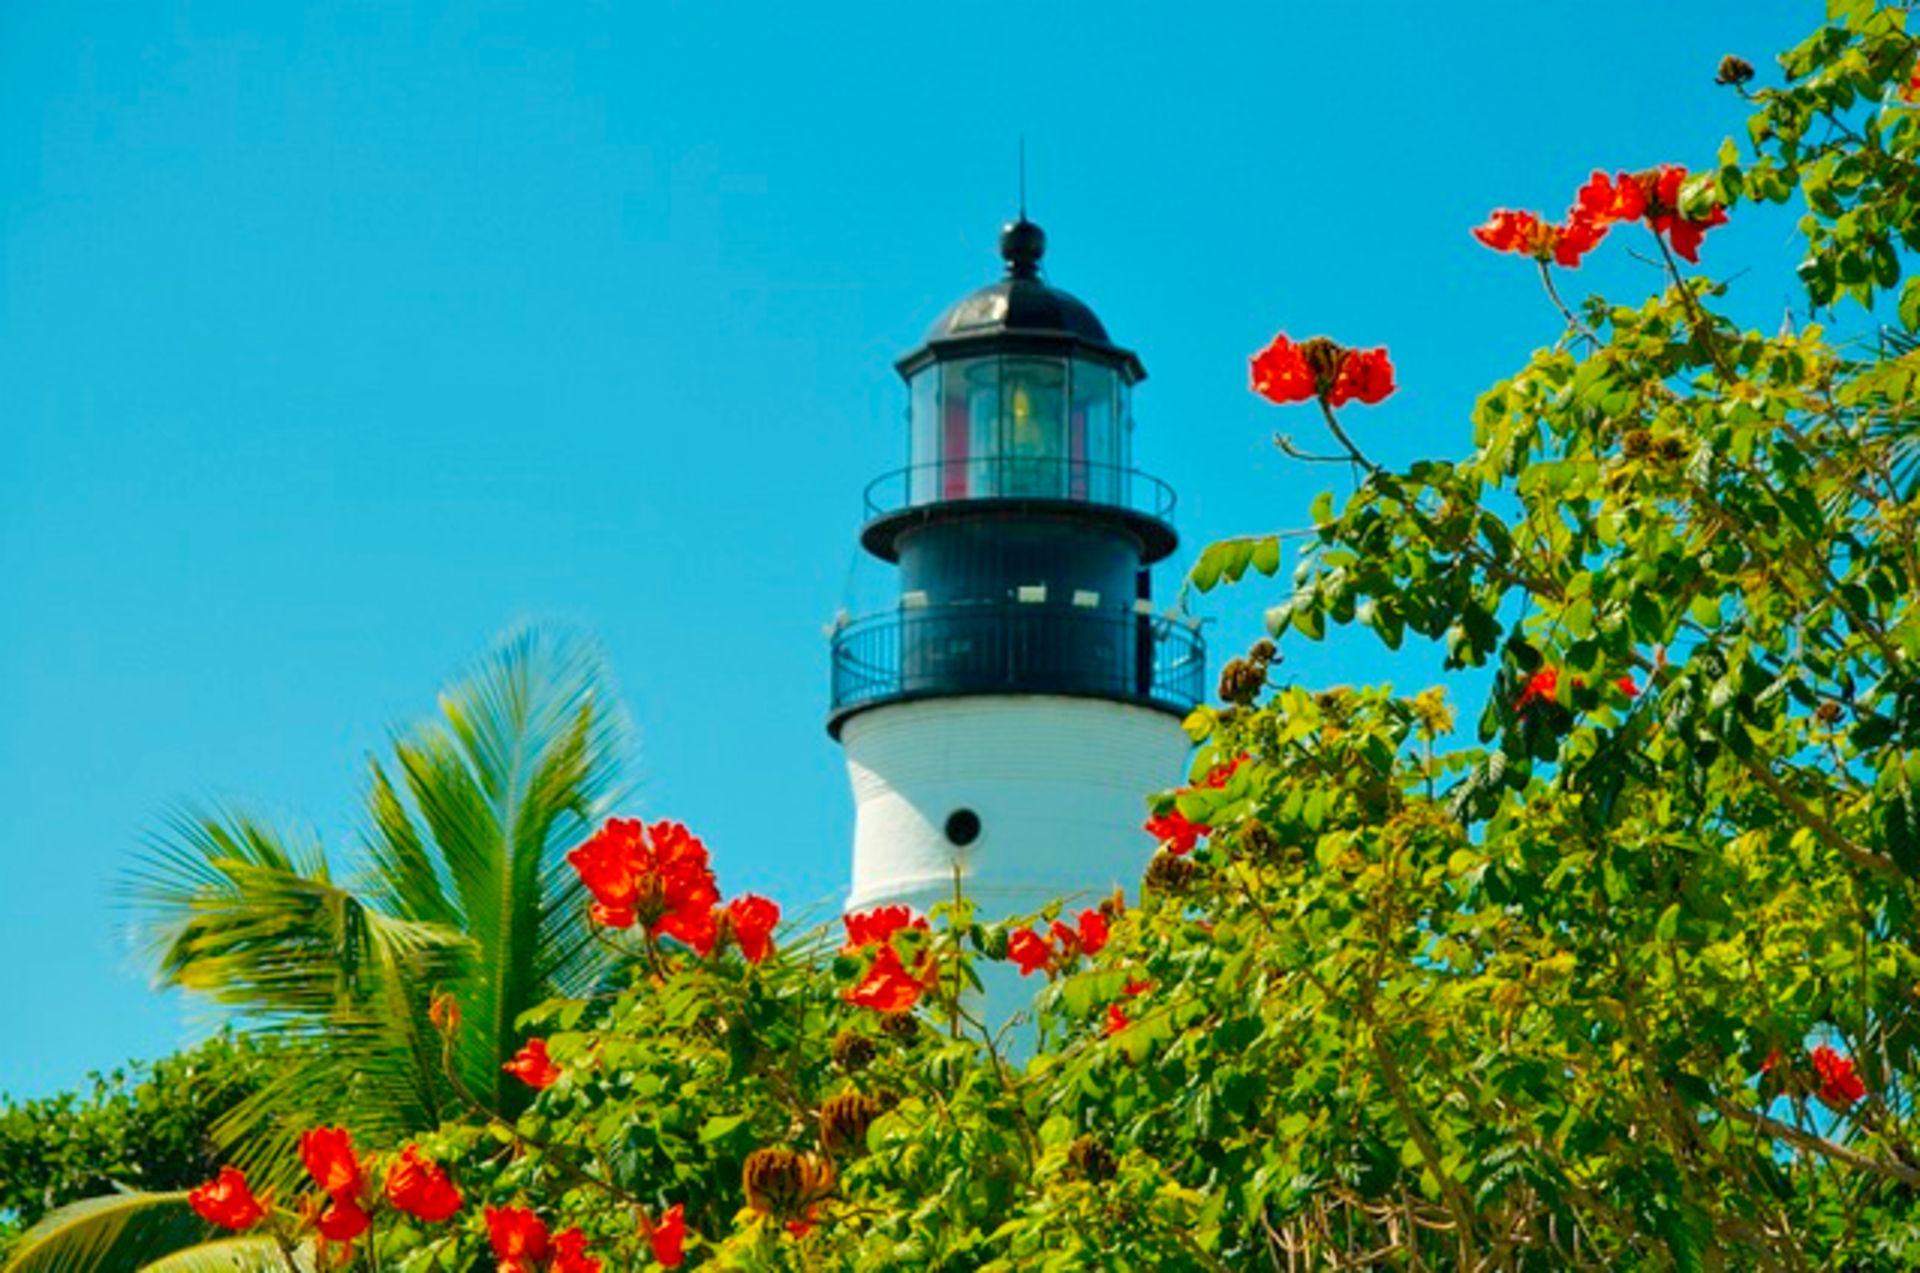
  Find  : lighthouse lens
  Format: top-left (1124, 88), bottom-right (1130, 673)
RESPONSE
top-left (944, 809), bottom-right (982, 846)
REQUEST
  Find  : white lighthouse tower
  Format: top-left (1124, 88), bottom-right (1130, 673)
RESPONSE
top-left (829, 218), bottom-right (1205, 927)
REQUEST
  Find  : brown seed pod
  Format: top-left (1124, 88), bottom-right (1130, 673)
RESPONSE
top-left (1066, 1134), bottom-right (1117, 1183)
top-left (1814, 700), bottom-right (1845, 726)
top-left (819, 1089), bottom-right (892, 1157)
top-left (743, 1147), bottom-right (836, 1220)
top-left (830, 1030), bottom-right (877, 1074)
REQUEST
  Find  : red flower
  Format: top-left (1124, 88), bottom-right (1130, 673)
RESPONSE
top-left (299, 1126), bottom-right (363, 1202)
top-left (1201, 754), bottom-right (1248, 789)
top-left (503, 1037), bottom-right (562, 1090)
top-left (841, 904), bottom-right (927, 952)
top-left (566, 818), bottom-right (720, 946)
top-left (1472, 208), bottom-right (1542, 254)
top-left (1250, 333), bottom-right (1316, 405)
top-left (1007, 928), bottom-right (1054, 977)
top-left (1103, 1003), bottom-right (1130, 1036)
top-left (1123, 978), bottom-right (1155, 997)
top-left (188, 1166), bottom-right (267, 1231)
top-left (385, 1145), bottom-right (462, 1223)
top-left (1643, 165), bottom-right (1726, 263)
top-left (315, 1195), bottom-right (370, 1244)
top-left (1515, 667), bottom-right (1559, 711)
top-left (646, 1203), bottom-right (687, 1268)
top-left (1075, 908), bottom-right (1109, 957)
top-left (1575, 170), bottom-right (1648, 226)
top-left (724, 894), bottom-right (780, 964)
top-left (1812, 1044), bottom-right (1867, 1111)
top-left (843, 943), bottom-right (925, 1013)
top-left (487, 1206), bottom-right (551, 1270)
top-left (1326, 347), bottom-right (1397, 406)
top-left (552, 1226), bottom-right (603, 1273)
top-left (1144, 809), bottom-right (1208, 856)
top-left (1614, 675), bottom-right (1641, 698)
top-left (1661, 204), bottom-right (1728, 264)
top-left (1474, 206), bottom-right (1609, 269)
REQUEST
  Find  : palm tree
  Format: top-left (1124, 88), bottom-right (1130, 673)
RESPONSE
top-left (5, 627), bottom-right (628, 1272)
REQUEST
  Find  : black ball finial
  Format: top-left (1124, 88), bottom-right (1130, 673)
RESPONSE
top-left (1000, 218), bottom-right (1045, 279)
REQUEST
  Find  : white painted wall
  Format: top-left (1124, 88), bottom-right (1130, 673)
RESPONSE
top-left (841, 694), bottom-right (1191, 923)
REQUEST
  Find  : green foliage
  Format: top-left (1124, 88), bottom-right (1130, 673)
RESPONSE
top-left (31, 5), bottom-right (1920, 1268)
top-left (0, 1034), bottom-right (279, 1260)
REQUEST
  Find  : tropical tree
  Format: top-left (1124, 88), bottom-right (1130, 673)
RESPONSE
top-left (4, 626), bottom-right (628, 1272)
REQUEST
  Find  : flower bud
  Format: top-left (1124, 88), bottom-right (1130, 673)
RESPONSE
top-left (743, 1148), bottom-right (835, 1220)
top-left (1622, 428), bottom-right (1653, 458)
top-left (878, 1012), bottom-right (921, 1045)
top-left (1298, 336), bottom-right (1345, 396)
top-left (1143, 850), bottom-right (1200, 896)
top-left (1248, 638), bottom-right (1278, 666)
top-left (1066, 1134), bottom-right (1117, 1182)
top-left (1715, 55), bottom-right (1755, 86)
top-left (830, 1030), bottom-right (877, 1074)
top-left (1657, 436), bottom-right (1688, 462)
top-left (819, 1090), bottom-right (891, 1157)
top-left (1236, 822), bottom-right (1285, 866)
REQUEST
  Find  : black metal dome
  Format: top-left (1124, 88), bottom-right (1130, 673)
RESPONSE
top-left (896, 219), bottom-right (1146, 382)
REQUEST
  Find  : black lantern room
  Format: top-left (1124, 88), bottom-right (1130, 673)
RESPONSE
top-left (828, 219), bottom-right (1205, 735)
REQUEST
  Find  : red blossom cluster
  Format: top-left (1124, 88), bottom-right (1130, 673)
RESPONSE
top-left (1514, 666), bottom-right (1643, 712)
top-left (1007, 908), bottom-right (1110, 978)
top-left (1474, 165), bottom-right (1727, 267)
top-left (486, 1206), bottom-right (606, 1273)
top-left (190, 1129), bottom-right (465, 1262)
top-left (1250, 333), bottom-right (1397, 408)
top-left (841, 905), bottom-right (937, 1014)
top-left (1143, 808), bottom-right (1208, 856)
top-left (1102, 979), bottom-right (1156, 1037)
top-left (567, 818), bottom-right (780, 963)
top-left (1812, 1044), bottom-right (1868, 1112)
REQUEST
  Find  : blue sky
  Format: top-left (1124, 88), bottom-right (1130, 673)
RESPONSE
top-left (0, 1), bottom-right (1823, 1097)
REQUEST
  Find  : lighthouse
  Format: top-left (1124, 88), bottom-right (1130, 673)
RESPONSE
top-left (828, 218), bottom-right (1205, 928)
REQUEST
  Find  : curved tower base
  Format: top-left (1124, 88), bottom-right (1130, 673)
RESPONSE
top-left (842, 694), bottom-right (1189, 920)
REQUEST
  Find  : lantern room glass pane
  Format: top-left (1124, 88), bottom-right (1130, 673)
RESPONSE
top-left (908, 367), bottom-right (940, 503)
top-left (1001, 357), bottom-right (1066, 497)
top-left (1071, 359), bottom-right (1120, 504)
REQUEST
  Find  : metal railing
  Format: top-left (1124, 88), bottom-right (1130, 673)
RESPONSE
top-left (862, 459), bottom-right (1178, 524)
top-left (829, 599), bottom-right (1206, 718)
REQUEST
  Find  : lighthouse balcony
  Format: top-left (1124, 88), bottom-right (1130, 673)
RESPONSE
top-left (859, 459), bottom-right (1179, 565)
top-left (827, 598), bottom-right (1206, 735)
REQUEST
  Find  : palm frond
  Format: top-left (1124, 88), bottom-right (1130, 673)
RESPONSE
top-left (124, 812), bottom-right (472, 1166)
top-left (140, 1236), bottom-right (308, 1272)
top-left (364, 627), bottom-right (627, 1111)
top-left (3, 1191), bottom-right (207, 1273)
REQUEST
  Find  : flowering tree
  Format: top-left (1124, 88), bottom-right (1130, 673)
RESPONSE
top-left (13, 6), bottom-right (1920, 1270)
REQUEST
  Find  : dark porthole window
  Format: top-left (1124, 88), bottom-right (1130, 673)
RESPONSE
top-left (944, 808), bottom-right (982, 847)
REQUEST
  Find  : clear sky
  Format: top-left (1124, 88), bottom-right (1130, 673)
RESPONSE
top-left (0, 1), bottom-right (1823, 1097)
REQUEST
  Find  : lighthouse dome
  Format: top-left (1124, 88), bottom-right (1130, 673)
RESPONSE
top-left (903, 219), bottom-right (1145, 382)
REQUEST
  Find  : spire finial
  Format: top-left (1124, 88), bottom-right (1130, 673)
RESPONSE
top-left (1018, 136), bottom-right (1027, 220)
